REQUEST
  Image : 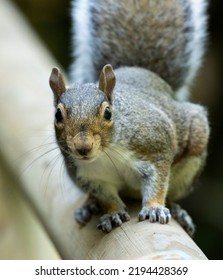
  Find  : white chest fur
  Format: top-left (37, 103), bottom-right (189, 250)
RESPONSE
top-left (76, 144), bottom-right (141, 191)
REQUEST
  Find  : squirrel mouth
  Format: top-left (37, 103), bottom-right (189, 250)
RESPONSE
top-left (78, 154), bottom-right (100, 163)
top-left (78, 155), bottom-right (95, 162)
top-left (82, 156), bottom-right (90, 160)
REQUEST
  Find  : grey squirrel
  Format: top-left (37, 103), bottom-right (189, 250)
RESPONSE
top-left (49, 0), bottom-right (209, 234)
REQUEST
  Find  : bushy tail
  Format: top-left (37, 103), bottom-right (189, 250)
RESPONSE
top-left (70, 0), bottom-right (207, 100)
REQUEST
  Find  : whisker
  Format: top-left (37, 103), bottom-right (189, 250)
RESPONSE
top-left (103, 144), bottom-right (139, 183)
top-left (105, 145), bottom-right (130, 162)
top-left (42, 152), bottom-right (63, 198)
top-left (59, 156), bottom-right (67, 201)
top-left (14, 135), bottom-right (57, 166)
top-left (103, 150), bottom-right (123, 181)
top-left (18, 146), bottom-right (60, 179)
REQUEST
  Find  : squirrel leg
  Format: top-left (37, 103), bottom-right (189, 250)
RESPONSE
top-left (76, 179), bottom-right (130, 232)
top-left (167, 108), bottom-right (209, 236)
top-left (75, 196), bottom-right (130, 232)
top-left (94, 187), bottom-right (130, 233)
top-left (169, 202), bottom-right (195, 237)
top-left (168, 151), bottom-right (207, 236)
top-left (136, 159), bottom-right (171, 224)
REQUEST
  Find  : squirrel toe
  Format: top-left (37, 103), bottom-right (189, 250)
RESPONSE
top-left (139, 206), bottom-right (171, 224)
top-left (97, 211), bottom-right (130, 233)
top-left (170, 203), bottom-right (195, 237)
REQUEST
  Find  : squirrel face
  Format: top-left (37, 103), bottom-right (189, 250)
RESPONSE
top-left (54, 91), bottom-right (113, 162)
top-left (49, 65), bottom-right (116, 163)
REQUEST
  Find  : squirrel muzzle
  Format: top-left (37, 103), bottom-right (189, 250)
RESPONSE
top-left (67, 132), bottom-right (101, 161)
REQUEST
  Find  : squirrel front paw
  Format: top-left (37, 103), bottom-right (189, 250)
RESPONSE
top-left (75, 200), bottom-right (100, 225)
top-left (97, 211), bottom-right (130, 233)
top-left (138, 206), bottom-right (171, 224)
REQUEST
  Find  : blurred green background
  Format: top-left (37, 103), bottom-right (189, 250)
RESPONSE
top-left (11, 0), bottom-right (223, 259)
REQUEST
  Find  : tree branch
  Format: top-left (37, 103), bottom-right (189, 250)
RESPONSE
top-left (0, 0), bottom-right (207, 260)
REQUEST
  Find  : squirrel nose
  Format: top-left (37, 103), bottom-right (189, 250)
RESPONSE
top-left (76, 143), bottom-right (93, 156)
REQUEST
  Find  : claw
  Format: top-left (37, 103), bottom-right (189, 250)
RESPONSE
top-left (97, 210), bottom-right (130, 233)
top-left (97, 214), bottom-right (113, 233)
top-left (138, 206), bottom-right (171, 224)
top-left (170, 203), bottom-right (195, 236)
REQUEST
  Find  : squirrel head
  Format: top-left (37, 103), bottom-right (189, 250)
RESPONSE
top-left (49, 64), bottom-right (116, 163)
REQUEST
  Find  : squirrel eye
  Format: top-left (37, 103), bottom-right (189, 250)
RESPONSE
top-left (104, 106), bottom-right (112, 121)
top-left (55, 108), bottom-right (63, 123)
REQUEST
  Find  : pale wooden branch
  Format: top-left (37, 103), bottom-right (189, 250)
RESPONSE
top-left (0, 0), bottom-right (207, 260)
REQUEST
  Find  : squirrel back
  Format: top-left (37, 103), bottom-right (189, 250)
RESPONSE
top-left (70, 0), bottom-right (207, 99)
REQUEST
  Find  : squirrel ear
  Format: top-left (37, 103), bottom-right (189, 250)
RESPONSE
top-left (98, 64), bottom-right (116, 102)
top-left (49, 67), bottom-right (66, 104)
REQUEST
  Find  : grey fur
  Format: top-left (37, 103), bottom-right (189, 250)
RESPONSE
top-left (70, 0), bottom-right (207, 99)
top-left (51, 0), bottom-right (209, 233)
top-left (51, 66), bottom-right (209, 233)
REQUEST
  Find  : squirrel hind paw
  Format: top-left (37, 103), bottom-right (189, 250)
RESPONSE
top-left (170, 203), bottom-right (195, 237)
top-left (97, 211), bottom-right (130, 233)
top-left (75, 207), bottom-right (92, 225)
top-left (138, 206), bottom-right (171, 224)
top-left (74, 200), bottom-right (100, 225)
